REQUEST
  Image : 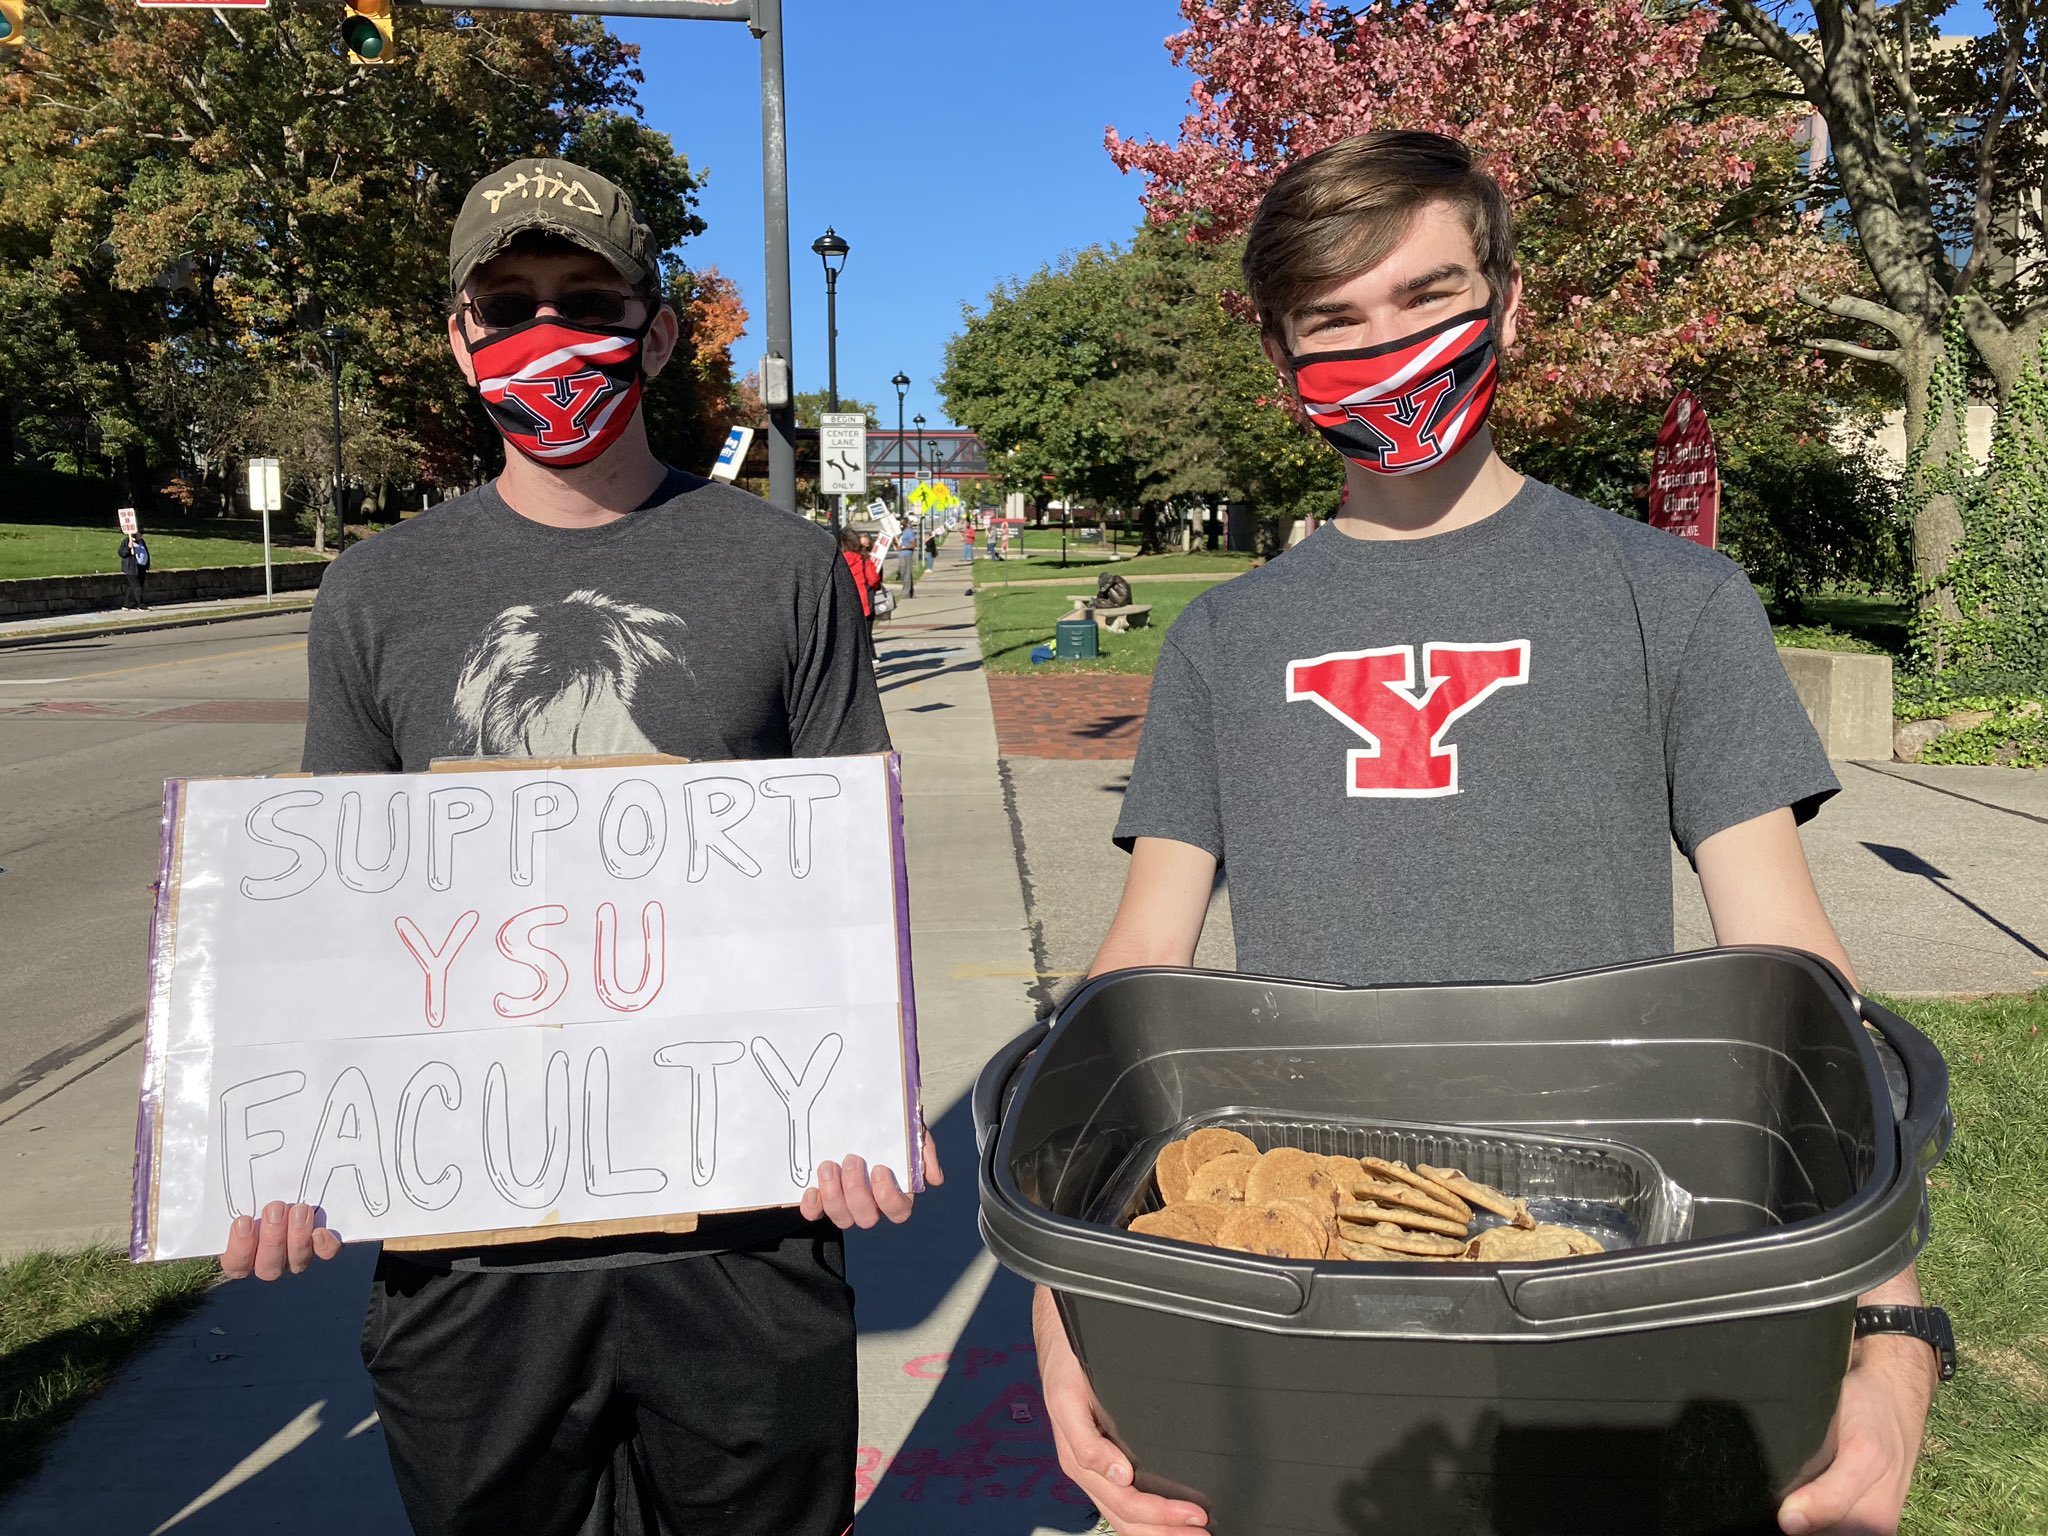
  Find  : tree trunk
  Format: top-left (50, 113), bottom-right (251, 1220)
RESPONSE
top-left (1898, 328), bottom-right (1965, 667)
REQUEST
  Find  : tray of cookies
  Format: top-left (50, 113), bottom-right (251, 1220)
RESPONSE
top-left (1088, 1113), bottom-right (1695, 1264)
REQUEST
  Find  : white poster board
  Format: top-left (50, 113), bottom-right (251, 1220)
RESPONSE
top-left (711, 426), bottom-right (754, 482)
top-left (117, 507), bottom-right (139, 535)
top-left (132, 755), bottom-right (921, 1261)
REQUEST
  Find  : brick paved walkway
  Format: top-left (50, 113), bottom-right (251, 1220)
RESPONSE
top-left (986, 675), bottom-right (1151, 759)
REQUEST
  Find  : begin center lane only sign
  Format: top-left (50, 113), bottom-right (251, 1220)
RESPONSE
top-left (820, 413), bottom-right (868, 497)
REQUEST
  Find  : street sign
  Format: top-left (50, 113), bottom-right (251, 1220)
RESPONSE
top-left (117, 507), bottom-right (139, 535)
top-left (711, 426), bottom-right (754, 483)
top-left (247, 458), bottom-right (282, 513)
top-left (1647, 390), bottom-right (1720, 549)
top-left (820, 412), bottom-right (868, 496)
top-left (247, 458), bottom-right (282, 601)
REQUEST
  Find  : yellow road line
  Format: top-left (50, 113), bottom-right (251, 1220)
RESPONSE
top-left (58, 639), bottom-right (305, 685)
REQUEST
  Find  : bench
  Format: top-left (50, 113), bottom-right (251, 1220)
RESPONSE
top-left (1065, 600), bottom-right (1153, 633)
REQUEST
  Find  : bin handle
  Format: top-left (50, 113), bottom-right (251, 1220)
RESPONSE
top-left (1855, 996), bottom-right (1954, 1178)
top-left (974, 1022), bottom-right (1046, 1156)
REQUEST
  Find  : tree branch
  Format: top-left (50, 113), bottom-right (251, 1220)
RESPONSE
top-left (1718, 0), bottom-right (1824, 94)
top-left (1953, 19), bottom-right (2028, 297)
top-left (1809, 336), bottom-right (1902, 365)
top-left (1860, 0), bottom-right (1930, 200)
top-left (1796, 285), bottom-right (1912, 341)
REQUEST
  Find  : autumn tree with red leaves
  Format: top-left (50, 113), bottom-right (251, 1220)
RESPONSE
top-left (1105, 0), bottom-right (1858, 441)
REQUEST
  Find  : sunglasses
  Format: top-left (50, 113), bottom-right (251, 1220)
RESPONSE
top-left (463, 289), bottom-right (640, 330)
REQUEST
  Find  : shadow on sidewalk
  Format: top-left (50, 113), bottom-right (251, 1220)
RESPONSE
top-left (847, 1084), bottom-right (1095, 1535)
top-left (0, 1244), bottom-right (409, 1536)
top-left (854, 1265), bottom-right (1096, 1536)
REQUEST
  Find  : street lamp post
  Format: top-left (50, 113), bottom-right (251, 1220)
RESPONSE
top-left (892, 371), bottom-right (913, 598)
top-left (317, 325), bottom-right (347, 555)
top-left (914, 413), bottom-right (927, 570)
top-left (810, 227), bottom-right (849, 530)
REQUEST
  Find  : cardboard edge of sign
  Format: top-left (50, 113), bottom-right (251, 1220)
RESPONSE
top-left (128, 751), bottom-right (923, 1261)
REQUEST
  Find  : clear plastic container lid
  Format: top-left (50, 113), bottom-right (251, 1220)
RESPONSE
top-left (1091, 1110), bottom-right (1696, 1256)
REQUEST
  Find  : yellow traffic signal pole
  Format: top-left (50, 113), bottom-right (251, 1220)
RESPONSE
top-left (414, 0), bottom-right (798, 515)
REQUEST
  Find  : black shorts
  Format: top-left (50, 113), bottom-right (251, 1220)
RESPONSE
top-left (361, 1235), bottom-right (856, 1536)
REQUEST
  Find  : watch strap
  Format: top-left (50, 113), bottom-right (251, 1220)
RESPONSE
top-left (1854, 1304), bottom-right (1957, 1382)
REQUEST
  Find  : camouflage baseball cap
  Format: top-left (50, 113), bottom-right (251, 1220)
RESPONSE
top-left (448, 157), bottom-right (655, 293)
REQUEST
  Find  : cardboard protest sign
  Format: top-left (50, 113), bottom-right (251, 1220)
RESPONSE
top-left (131, 755), bottom-right (921, 1261)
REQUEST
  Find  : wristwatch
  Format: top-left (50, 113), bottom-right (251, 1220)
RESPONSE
top-left (1853, 1304), bottom-right (1958, 1382)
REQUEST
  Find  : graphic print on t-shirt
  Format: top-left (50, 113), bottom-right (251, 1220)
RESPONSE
top-left (1286, 641), bottom-right (1531, 796)
top-left (451, 589), bottom-right (693, 757)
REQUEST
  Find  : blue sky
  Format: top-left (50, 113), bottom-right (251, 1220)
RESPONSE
top-left (610, 0), bottom-right (2003, 431)
top-left (610, 2), bottom-right (1195, 429)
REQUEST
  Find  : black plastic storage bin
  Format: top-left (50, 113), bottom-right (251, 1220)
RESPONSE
top-left (974, 949), bottom-right (1950, 1536)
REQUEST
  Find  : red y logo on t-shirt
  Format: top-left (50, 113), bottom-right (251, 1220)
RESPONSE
top-left (499, 369), bottom-right (614, 448)
top-left (1286, 641), bottom-right (1531, 796)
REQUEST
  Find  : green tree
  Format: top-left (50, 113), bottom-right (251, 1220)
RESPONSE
top-left (793, 391), bottom-right (880, 429)
top-left (0, 0), bottom-right (724, 500)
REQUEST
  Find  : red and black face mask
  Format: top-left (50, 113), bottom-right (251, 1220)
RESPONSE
top-left (464, 315), bottom-right (653, 468)
top-left (1290, 307), bottom-right (1499, 477)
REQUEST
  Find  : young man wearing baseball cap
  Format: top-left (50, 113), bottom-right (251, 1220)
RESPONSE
top-left (1037, 131), bottom-right (1940, 1536)
top-left (218, 157), bottom-right (937, 1535)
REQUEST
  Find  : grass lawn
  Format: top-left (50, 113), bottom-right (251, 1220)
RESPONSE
top-left (0, 523), bottom-right (323, 582)
top-left (970, 550), bottom-right (1259, 585)
top-left (1888, 988), bottom-right (2048, 1535)
top-left (974, 579), bottom-right (1226, 674)
top-left (1767, 587), bottom-right (1914, 659)
top-left (0, 1248), bottom-right (216, 1491)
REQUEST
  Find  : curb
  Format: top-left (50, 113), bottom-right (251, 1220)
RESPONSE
top-left (0, 599), bottom-right (316, 651)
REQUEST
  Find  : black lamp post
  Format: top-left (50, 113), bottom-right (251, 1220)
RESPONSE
top-left (316, 325), bottom-right (347, 554)
top-left (913, 413), bottom-right (927, 567)
top-left (892, 371), bottom-right (912, 598)
top-left (810, 227), bottom-right (850, 530)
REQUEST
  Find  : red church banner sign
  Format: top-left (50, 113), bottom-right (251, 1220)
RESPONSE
top-left (1648, 390), bottom-right (1720, 549)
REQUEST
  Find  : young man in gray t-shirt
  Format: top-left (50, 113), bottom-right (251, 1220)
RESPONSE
top-left (211, 158), bottom-right (938, 1536)
top-left (1039, 132), bottom-right (1939, 1536)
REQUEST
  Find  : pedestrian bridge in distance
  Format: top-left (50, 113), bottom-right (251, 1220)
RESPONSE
top-left (868, 428), bottom-right (989, 479)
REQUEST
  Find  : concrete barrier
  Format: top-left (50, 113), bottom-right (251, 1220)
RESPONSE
top-left (0, 560), bottom-right (326, 619)
top-left (1777, 646), bottom-right (1895, 761)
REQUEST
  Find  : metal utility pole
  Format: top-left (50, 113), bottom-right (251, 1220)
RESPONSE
top-left (754, 0), bottom-right (794, 513)
top-left (417, 0), bottom-right (798, 513)
top-left (318, 326), bottom-right (347, 555)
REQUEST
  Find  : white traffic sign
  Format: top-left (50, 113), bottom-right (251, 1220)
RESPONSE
top-left (820, 412), bottom-right (868, 497)
top-left (117, 507), bottom-right (139, 535)
top-left (247, 458), bottom-right (283, 513)
top-left (711, 426), bottom-right (753, 483)
top-left (247, 458), bottom-right (282, 601)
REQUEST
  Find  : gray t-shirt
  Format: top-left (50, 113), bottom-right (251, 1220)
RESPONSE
top-left (303, 469), bottom-right (890, 1268)
top-left (1115, 478), bottom-right (1837, 987)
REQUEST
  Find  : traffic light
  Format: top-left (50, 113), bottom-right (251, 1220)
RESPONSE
top-left (341, 0), bottom-right (395, 65)
top-left (1, 0), bottom-right (27, 50)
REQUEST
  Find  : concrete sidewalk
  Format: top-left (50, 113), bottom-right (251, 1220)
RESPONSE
top-left (0, 581), bottom-right (1090, 1535)
top-left (1001, 756), bottom-right (2048, 999)
top-left (0, 594), bottom-right (317, 649)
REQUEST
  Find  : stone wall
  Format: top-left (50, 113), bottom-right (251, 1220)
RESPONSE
top-left (1777, 646), bottom-right (1895, 761)
top-left (0, 560), bottom-right (326, 619)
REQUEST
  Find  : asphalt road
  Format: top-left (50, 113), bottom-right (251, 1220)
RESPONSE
top-left (0, 615), bottom-right (310, 1100)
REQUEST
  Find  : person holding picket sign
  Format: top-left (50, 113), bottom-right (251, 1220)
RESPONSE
top-left (216, 157), bottom-right (939, 1536)
top-left (117, 530), bottom-right (150, 608)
